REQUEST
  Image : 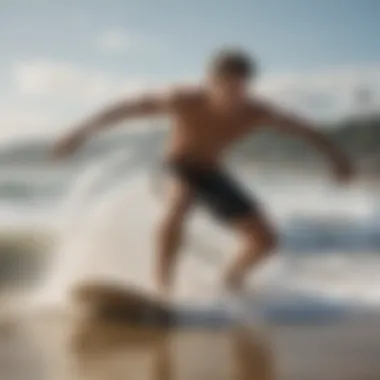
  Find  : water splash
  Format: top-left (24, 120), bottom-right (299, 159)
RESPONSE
top-left (29, 151), bottom-right (228, 313)
top-left (25, 151), bottom-right (380, 319)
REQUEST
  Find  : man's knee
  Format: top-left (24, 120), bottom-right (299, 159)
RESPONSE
top-left (240, 217), bottom-right (278, 255)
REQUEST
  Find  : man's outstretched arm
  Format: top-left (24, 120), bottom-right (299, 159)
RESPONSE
top-left (258, 104), bottom-right (354, 182)
top-left (53, 92), bottom-right (172, 158)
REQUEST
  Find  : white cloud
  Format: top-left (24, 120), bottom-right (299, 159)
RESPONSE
top-left (4, 59), bottom-right (157, 141)
top-left (95, 28), bottom-right (162, 55)
top-left (11, 60), bottom-right (149, 105)
top-left (14, 60), bottom-right (378, 120)
top-left (96, 29), bottom-right (134, 53)
top-left (0, 103), bottom-right (63, 141)
top-left (4, 59), bottom-right (380, 141)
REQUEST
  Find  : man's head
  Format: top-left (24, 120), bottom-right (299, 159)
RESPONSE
top-left (207, 48), bottom-right (257, 103)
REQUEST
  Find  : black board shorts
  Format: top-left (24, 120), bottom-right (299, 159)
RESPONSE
top-left (165, 158), bottom-right (260, 222)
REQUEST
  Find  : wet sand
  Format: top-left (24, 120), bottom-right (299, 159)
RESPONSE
top-left (1, 307), bottom-right (380, 380)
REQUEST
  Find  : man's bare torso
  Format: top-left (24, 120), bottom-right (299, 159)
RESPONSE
top-left (165, 89), bottom-right (262, 165)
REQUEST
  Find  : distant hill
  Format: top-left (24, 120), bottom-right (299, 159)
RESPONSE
top-left (234, 114), bottom-right (380, 174)
top-left (0, 127), bottom-right (165, 167)
top-left (0, 115), bottom-right (379, 175)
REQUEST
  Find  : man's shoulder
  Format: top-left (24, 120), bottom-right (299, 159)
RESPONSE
top-left (166, 85), bottom-right (205, 109)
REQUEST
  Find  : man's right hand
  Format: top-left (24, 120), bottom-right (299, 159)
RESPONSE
top-left (53, 130), bottom-right (87, 159)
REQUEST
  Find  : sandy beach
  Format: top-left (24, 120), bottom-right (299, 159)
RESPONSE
top-left (0, 303), bottom-right (379, 380)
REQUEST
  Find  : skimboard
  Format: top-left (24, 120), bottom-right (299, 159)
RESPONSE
top-left (72, 281), bottom-right (342, 327)
top-left (71, 281), bottom-right (237, 328)
top-left (71, 282), bottom-right (174, 325)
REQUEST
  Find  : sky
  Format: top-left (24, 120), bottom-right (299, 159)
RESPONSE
top-left (0, 0), bottom-right (379, 141)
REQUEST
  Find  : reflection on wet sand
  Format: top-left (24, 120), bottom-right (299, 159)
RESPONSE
top-left (68, 282), bottom-right (273, 379)
top-left (2, 299), bottom-right (380, 379)
top-left (71, 320), bottom-right (273, 380)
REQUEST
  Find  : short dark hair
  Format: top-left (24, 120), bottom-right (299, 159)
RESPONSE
top-left (208, 48), bottom-right (256, 79)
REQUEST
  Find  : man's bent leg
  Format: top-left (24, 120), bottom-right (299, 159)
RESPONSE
top-left (155, 180), bottom-right (193, 297)
top-left (223, 214), bottom-right (277, 291)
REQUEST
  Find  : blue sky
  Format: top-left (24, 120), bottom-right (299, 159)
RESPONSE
top-left (0, 0), bottom-right (379, 140)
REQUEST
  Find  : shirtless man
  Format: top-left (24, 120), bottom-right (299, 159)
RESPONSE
top-left (54, 48), bottom-right (353, 295)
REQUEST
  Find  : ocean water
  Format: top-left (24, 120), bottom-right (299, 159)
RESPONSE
top-left (0, 137), bottom-right (379, 319)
